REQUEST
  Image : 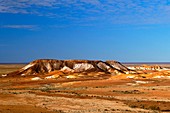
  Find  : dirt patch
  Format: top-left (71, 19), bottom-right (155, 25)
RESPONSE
top-left (125, 100), bottom-right (170, 112)
top-left (0, 105), bottom-right (58, 113)
top-left (1, 64), bottom-right (170, 113)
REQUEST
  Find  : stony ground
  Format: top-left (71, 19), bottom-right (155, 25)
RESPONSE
top-left (0, 64), bottom-right (170, 113)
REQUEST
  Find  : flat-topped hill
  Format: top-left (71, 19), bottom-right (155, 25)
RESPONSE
top-left (7, 59), bottom-right (130, 76)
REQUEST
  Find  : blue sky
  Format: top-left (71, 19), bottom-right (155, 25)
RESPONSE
top-left (1, 0), bottom-right (170, 63)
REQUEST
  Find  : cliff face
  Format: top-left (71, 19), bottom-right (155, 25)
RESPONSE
top-left (7, 59), bottom-right (130, 76)
top-left (106, 60), bottom-right (130, 71)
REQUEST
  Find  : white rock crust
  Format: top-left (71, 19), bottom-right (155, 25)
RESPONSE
top-left (135, 81), bottom-right (149, 84)
top-left (61, 66), bottom-right (74, 72)
top-left (31, 77), bottom-right (42, 81)
top-left (126, 76), bottom-right (135, 79)
top-left (97, 62), bottom-right (110, 70)
top-left (1, 74), bottom-right (7, 77)
top-left (45, 63), bottom-right (52, 72)
top-left (66, 75), bottom-right (77, 79)
top-left (127, 67), bottom-right (136, 70)
top-left (73, 63), bottom-right (94, 72)
top-left (45, 76), bottom-right (55, 79)
top-left (22, 63), bottom-right (35, 70)
top-left (21, 74), bottom-right (25, 76)
top-left (153, 76), bottom-right (165, 79)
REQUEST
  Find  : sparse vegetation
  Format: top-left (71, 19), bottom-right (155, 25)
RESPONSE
top-left (0, 64), bottom-right (170, 113)
top-left (112, 90), bottom-right (144, 94)
top-left (149, 106), bottom-right (160, 110)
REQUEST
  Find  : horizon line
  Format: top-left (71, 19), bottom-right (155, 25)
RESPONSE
top-left (1, 61), bottom-right (170, 64)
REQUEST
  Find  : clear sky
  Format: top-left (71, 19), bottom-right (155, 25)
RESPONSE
top-left (1, 0), bottom-right (170, 63)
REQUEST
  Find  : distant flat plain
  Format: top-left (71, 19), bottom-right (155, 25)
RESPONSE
top-left (124, 62), bottom-right (170, 68)
top-left (0, 64), bottom-right (26, 75)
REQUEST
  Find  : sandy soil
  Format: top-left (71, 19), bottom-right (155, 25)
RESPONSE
top-left (0, 64), bottom-right (170, 113)
top-left (0, 105), bottom-right (56, 113)
top-left (0, 64), bottom-right (25, 75)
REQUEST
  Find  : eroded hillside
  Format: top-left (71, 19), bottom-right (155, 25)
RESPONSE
top-left (1, 60), bottom-right (170, 113)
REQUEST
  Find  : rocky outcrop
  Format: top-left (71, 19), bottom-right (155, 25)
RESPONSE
top-left (128, 65), bottom-right (162, 71)
top-left (7, 59), bottom-right (131, 76)
top-left (106, 60), bottom-right (130, 72)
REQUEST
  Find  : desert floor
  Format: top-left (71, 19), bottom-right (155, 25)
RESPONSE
top-left (0, 64), bottom-right (170, 113)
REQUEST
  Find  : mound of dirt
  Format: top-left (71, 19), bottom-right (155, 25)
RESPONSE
top-left (7, 59), bottom-right (131, 77)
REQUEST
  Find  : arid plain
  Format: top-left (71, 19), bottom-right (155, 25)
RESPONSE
top-left (0, 60), bottom-right (170, 113)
